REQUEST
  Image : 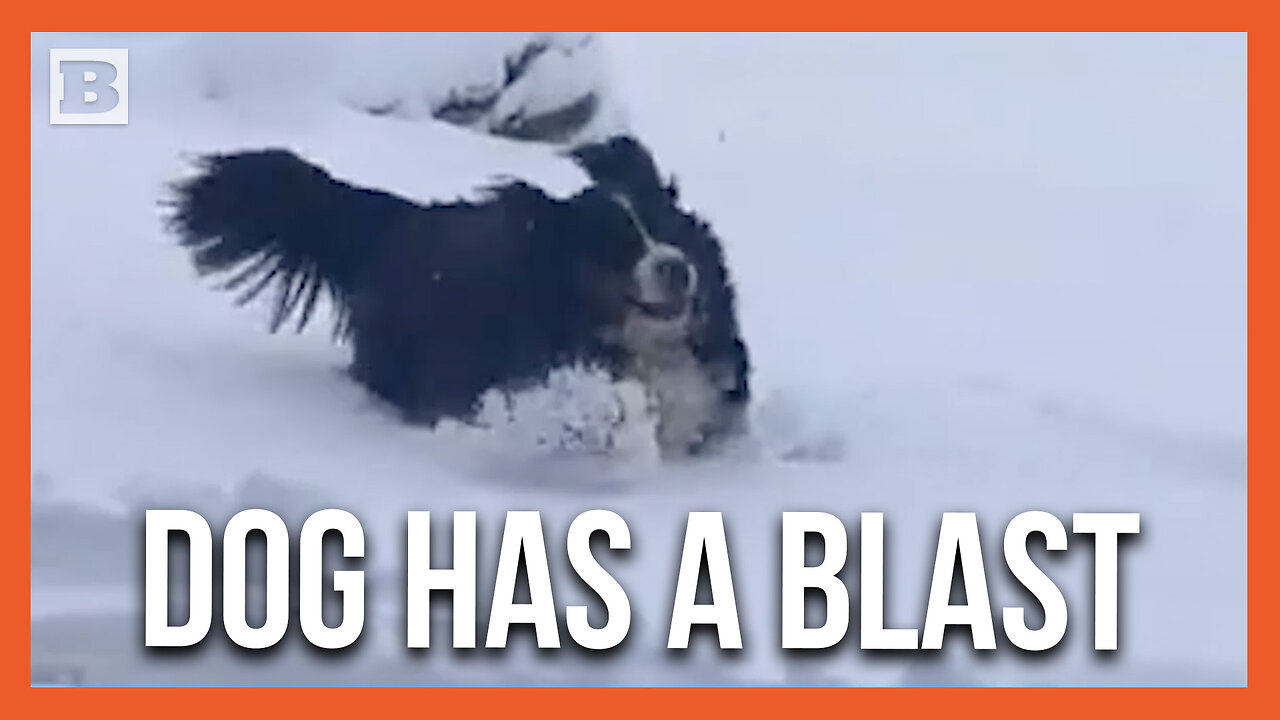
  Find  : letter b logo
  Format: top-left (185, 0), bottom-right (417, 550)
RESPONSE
top-left (50, 49), bottom-right (129, 125)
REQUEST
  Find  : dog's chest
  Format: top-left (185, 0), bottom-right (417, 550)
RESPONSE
top-left (620, 314), bottom-right (721, 456)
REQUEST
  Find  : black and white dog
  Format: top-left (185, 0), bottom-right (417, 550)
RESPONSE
top-left (165, 136), bottom-right (750, 458)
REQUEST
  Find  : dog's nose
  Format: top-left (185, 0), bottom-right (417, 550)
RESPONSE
top-left (655, 257), bottom-right (693, 295)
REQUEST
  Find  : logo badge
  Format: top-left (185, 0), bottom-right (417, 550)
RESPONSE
top-left (50, 49), bottom-right (129, 125)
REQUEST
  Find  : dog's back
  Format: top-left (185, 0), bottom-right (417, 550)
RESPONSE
top-left (346, 183), bottom-right (604, 421)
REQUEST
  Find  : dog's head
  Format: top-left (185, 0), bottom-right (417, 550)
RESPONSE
top-left (563, 136), bottom-right (752, 456)
top-left (561, 187), bottom-right (701, 339)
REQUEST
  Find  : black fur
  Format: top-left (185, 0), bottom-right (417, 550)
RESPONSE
top-left (165, 136), bottom-right (751, 456)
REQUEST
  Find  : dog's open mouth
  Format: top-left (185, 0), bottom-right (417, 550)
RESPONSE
top-left (629, 295), bottom-right (688, 320)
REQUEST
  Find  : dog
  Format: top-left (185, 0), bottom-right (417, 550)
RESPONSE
top-left (164, 136), bottom-right (751, 458)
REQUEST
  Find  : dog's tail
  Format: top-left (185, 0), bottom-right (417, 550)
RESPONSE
top-left (164, 149), bottom-right (423, 334)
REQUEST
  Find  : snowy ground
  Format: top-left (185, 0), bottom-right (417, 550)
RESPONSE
top-left (30, 32), bottom-right (1246, 686)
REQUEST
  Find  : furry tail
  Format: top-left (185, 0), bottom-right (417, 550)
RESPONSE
top-left (164, 149), bottom-right (421, 334)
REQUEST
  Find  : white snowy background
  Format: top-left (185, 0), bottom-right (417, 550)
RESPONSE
top-left (30, 32), bottom-right (1246, 686)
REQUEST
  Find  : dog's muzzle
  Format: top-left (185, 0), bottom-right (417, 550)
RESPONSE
top-left (632, 245), bottom-right (697, 320)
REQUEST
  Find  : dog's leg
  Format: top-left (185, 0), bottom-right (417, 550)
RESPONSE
top-left (638, 347), bottom-right (723, 460)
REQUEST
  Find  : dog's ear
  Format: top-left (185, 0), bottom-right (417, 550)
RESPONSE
top-left (567, 136), bottom-right (666, 198)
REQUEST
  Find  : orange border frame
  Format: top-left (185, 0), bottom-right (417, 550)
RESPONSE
top-left (12, 9), bottom-right (1267, 717)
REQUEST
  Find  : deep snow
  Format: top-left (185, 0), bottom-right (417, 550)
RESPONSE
top-left (31, 32), bottom-right (1246, 686)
